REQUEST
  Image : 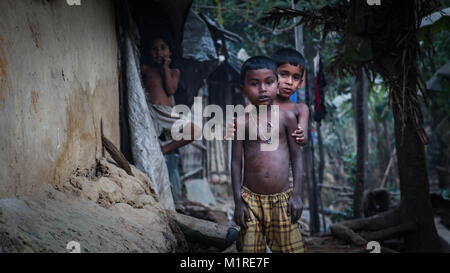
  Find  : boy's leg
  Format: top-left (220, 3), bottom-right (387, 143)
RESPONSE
top-left (237, 188), bottom-right (266, 253)
top-left (266, 190), bottom-right (306, 253)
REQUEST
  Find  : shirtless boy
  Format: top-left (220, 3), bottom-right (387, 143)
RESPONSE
top-left (271, 48), bottom-right (310, 145)
top-left (141, 36), bottom-right (180, 107)
top-left (141, 36), bottom-right (198, 155)
top-left (232, 56), bottom-right (305, 253)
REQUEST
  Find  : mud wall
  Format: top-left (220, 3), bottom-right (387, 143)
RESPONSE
top-left (0, 0), bottom-right (119, 197)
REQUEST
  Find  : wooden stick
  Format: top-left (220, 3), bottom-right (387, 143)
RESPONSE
top-left (318, 184), bottom-right (353, 192)
top-left (380, 148), bottom-right (396, 188)
top-left (436, 166), bottom-right (450, 175)
top-left (181, 167), bottom-right (203, 181)
top-left (167, 211), bottom-right (235, 250)
top-left (338, 193), bottom-right (355, 197)
top-left (360, 222), bottom-right (415, 241)
top-left (101, 119), bottom-right (133, 176)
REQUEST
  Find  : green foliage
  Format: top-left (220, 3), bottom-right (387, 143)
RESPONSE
top-left (418, 10), bottom-right (450, 186)
top-left (342, 151), bottom-right (357, 186)
top-left (193, 0), bottom-right (296, 56)
top-left (419, 28), bottom-right (450, 80)
top-left (369, 84), bottom-right (390, 122)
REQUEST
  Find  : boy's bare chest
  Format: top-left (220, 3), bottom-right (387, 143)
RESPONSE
top-left (144, 69), bottom-right (164, 88)
top-left (242, 114), bottom-right (287, 145)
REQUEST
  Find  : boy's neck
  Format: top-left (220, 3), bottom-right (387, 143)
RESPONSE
top-left (149, 62), bottom-right (163, 69)
top-left (254, 103), bottom-right (273, 114)
top-left (275, 95), bottom-right (292, 104)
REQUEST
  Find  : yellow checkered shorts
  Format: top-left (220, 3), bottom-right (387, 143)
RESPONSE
top-left (237, 186), bottom-right (306, 253)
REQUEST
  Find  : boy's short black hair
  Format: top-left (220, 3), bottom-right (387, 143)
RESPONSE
top-left (240, 56), bottom-right (278, 85)
top-left (141, 33), bottom-right (174, 65)
top-left (145, 32), bottom-right (174, 52)
top-left (271, 48), bottom-right (306, 70)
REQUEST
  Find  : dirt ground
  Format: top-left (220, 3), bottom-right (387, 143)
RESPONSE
top-left (304, 235), bottom-right (369, 253)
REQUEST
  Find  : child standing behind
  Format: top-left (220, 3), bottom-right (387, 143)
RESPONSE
top-left (232, 56), bottom-right (305, 253)
top-left (271, 48), bottom-right (310, 145)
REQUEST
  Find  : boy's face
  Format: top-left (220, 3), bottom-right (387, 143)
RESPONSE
top-left (242, 69), bottom-right (278, 106)
top-left (149, 38), bottom-right (171, 65)
top-left (277, 64), bottom-right (304, 98)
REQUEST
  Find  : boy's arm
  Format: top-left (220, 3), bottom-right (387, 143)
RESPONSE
top-left (285, 111), bottom-right (304, 224)
top-left (292, 102), bottom-right (310, 145)
top-left (162, 57), bottom-right (180, 96)
top-left (231, 122), bottom-right (250, 228)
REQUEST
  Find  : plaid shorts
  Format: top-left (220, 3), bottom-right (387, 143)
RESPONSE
top-left (237, 186), bottom-right (306, 253)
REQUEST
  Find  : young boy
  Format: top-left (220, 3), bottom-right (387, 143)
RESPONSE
top-left (271, 48), bottom-right (309, 145)
top-left (141, 36), bottom-right (180, 108)
top-left (232, 56), bottom-right (305, 253)
top-left (141, 36), bottom-right (199, 155)
top-left (141, 36), bottom-right (200, 200)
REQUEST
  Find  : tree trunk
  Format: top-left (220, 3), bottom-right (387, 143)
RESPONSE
top-left (293, 3), bottom-right (320, 233)
top-left (292, 2), bottom-right (310, 206)
top-left (391, 69), bottom-right (440, 251)
top-left (352, 70), bottom-right (369, 218)
top-left (318, 122), bottom-right (325, 188)
top-left (304, 42), bottom-right (321, 234)
top-left (317, 122), bottom-right (327, 231)
top-left (332, 0), bottom-right (441, 252)
top-left (383, 119), bottom-right (397, 186)
top-left (393, 104), bottom-right (440, 252)
top-left (387, 0), bottom-right (440, 252)
top-left (374, 121), bottom-right (387, 179)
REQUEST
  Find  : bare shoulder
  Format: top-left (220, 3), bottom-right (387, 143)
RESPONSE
top-left (141, 64), bottom-right (150, 73)
top-left (276, 99), bottom-right (296, 108)
top-left (296, 102), bottom-right (309, 114)
top-left (280, 109), bottom-right (297, 127)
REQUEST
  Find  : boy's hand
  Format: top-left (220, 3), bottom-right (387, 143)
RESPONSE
top-left (292, 126), bottom-right (306, 145)
top-left (287, 194), bottom-right (303, 224)
top-left (163, 57), bottom-right (172, 68)
top-left (234, 199), bottom-right (251, 229)
top-left (224, 117), bottom-right (236, 140)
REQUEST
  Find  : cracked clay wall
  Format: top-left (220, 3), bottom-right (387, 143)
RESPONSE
top-left (0, 0), bottom-right (120, 197)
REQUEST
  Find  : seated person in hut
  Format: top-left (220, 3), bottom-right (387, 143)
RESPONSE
top-left (141, 35), bottom-right (201, 200)
top-left (140, 35), bottom-right (200, 155)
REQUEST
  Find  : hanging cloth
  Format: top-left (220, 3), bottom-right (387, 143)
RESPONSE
top-left (313, 53), bottom-right (327, 122)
